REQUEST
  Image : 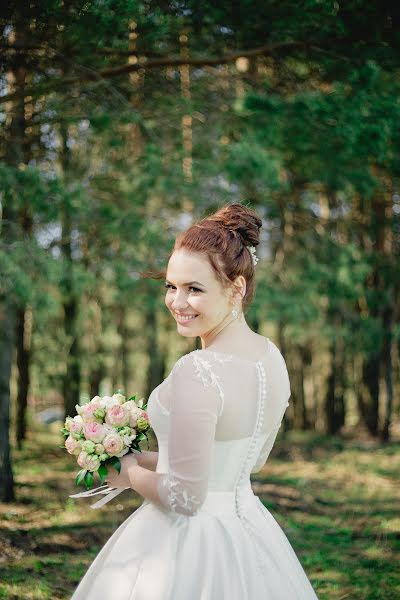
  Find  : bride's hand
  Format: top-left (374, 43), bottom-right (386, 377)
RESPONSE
top-left (106, 453), bottom-right (138, 489)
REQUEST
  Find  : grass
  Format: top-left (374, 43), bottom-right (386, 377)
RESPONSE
top-left (0, 425), bottom-right (399, 599)
top-left (252, 432), bottom-right (400, 600)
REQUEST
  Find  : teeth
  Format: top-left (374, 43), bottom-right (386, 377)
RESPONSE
top-left (175, 314), bottom-right (198, 322)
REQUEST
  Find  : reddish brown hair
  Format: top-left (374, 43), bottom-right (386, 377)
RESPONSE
top-left (171, 202), bottom-right (262, 312)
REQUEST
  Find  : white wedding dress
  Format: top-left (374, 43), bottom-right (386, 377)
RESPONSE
top-left (71, 337), bottom-right (318, 599)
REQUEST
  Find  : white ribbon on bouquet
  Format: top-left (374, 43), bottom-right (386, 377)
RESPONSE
top-left (69, 485), bottom-right (129, 509)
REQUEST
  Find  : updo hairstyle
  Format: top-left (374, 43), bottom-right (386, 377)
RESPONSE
top-left (173, 203), bottom-right (262, 312)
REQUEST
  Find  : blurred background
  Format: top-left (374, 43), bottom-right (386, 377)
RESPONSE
top-left (0, 2), bottom-right (399, 599)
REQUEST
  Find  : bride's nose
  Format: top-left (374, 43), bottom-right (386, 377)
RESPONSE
top-left (171, 289), bottom-right (189, 311)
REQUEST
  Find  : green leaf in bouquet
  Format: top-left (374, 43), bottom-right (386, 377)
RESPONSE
top-left (107, 456), bottom-right (121, 473)
top-left (61, 428), bottom-right (70, 436)
top-left (84, 471), bottom-right (94, 490)
top-left (75, 469), bottom-right (87, 486)
top-left (136, 432), bottom-right (147, 441)
top-left (98, 463), bottom-right (108, 485)
top-left (128, 395), bottom-right (136, 401)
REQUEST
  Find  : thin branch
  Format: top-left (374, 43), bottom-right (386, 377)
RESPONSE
top-left (0, 41), bottom-right (306, 106)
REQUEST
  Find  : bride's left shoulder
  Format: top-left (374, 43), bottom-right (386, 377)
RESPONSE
top-left (170, 349), bottom-right (198, 373)
top-left (264, 338), bottom-right (289, 371)
top-left (171, 349), bottom-right (224, 378)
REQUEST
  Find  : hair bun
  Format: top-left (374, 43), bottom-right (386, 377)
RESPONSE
top-left (207, 202), bottom-right (262, 247)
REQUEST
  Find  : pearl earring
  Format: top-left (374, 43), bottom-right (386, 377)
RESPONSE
top-left (231, 307), bottom-right (239, 319)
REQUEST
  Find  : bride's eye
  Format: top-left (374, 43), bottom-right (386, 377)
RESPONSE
top-left (164, 284), bottom-right (202, 293)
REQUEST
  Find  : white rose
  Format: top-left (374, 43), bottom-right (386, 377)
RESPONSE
top-left (104, 396), bottom-right (121, 409)
top-left (122, 434), bottom-right (136, 446)
top-left (112, 393), bottom-right (126, 405)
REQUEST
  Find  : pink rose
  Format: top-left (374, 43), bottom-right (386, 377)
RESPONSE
top-left (77, 451), bottom-right (101, 472)
top-left (70, 419), bottom-right (83, 435)
top-left (102, 432), bottom-right (124, 457)
top-left (65, 435), bottom-right (81, 455)
top-left (126, 405), bottom-right (144, 427)
top-left (84, 422), bottom-right (106, 443)
top-left (105, 405), bottom-right (129, 427)
top-left (77, 450), bottom-right (88, 469)
top-left (82, 402), bottom-right (101, 423)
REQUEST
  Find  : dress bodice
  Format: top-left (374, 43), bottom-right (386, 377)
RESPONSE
top-left (147, 338), bottom-right (291, 503)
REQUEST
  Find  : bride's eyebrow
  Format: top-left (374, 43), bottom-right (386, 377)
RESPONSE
top-left (165, 279), bottom-right (205, 288)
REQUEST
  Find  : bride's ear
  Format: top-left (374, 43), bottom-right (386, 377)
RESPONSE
top-left (230, 276), bottom-right (246, 305)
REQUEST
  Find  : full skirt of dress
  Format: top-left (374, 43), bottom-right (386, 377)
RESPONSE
top-left (71, 483), bottom-right (318, 600)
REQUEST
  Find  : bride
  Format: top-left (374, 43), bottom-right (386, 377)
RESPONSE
top-left (71, 203), bottom-right (319, 599)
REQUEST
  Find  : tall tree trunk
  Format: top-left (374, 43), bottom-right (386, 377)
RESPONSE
top-left (116, 305), bottom-right (130, 395)
top-left (361, 351), bottom-right (380, 436)
top-left (380, 301), bottom-right (393, 442)
top-left (0, 294), bottom-right (16, 502)
top-left (144, 284), bottom-right (165, 399)
top-left (60, 122), bottom-right (81, 418)
top-left (89, 303), bottom-right (105, 399)
top-left (0, 3), bottom-right (28, 500)
top-left (89, 362), bottom-right (103, 400)
top-left (358, 188), bottom-right (392, 437)
top-left (325, 322), bottom-right (345, 435)
top-left (15, 306), bottom-right (32, 448)
top-left (278, 322), bottom-right (291, 432)
top-left (15, 204), bottom-right (34, 447)
top-left (289, 346), bottom-right (310, 430)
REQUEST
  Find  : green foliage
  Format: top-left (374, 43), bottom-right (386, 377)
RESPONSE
top-left (97, 463), bottom-right (108, 485)
top-left (75, 469), bottom-right (87, 486)
top-left (84, 471), bottom-right (94, 489)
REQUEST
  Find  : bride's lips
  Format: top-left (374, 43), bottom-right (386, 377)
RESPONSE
top-left (174, 312), bottom-right (199, 325)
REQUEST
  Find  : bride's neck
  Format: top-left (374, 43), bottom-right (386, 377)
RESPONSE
top-left (200, 312), bottom-right (249, 349)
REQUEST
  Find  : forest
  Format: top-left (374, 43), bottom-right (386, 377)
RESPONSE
top-left (0, 2), bottom-right (399, 598)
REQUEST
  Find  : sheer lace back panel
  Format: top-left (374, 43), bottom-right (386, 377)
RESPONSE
top-left (156, 337), bottom-right (290, 440)
top-left (150, 337), bottom-right (291, 515)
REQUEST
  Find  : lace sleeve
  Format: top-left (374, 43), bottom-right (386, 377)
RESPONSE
top-left (157, 353), bottom-right (223, 516)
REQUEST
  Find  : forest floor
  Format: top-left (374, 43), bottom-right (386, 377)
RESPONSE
top-left (0, 424), bottom-right (399, 600)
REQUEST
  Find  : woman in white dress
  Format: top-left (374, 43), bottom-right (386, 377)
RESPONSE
top-left (71, 203), bottom-right (319, 599)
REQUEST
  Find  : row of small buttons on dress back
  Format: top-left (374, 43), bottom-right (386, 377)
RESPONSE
top-left (234, 361), bottom-right (267, 577)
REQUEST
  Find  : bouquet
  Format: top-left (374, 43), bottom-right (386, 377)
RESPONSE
top-left (62, 391), bottom-right (151, 507)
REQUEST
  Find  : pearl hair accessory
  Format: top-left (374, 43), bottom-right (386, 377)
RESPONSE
top-left (248, 246), bottom-right (259, 266)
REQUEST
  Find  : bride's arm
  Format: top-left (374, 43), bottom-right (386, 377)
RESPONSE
top-left (125, 464), bottom-right (164, 504)
top-left (132, 449), bottom-right (159, 472)
top-left (112, 355), bottom-right (222, 515)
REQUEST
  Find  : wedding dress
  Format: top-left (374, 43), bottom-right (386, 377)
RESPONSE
top-left (71, 337), bottom-right (318, 599)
